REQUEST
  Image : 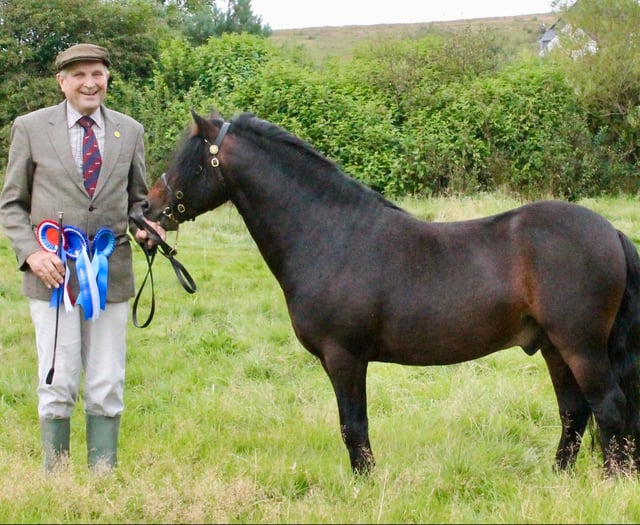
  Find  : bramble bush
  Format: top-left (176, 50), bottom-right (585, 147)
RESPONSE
top-left (401, 61), bottom-right (615, 199)
top-left (135, 32), bottom-right (631, 200)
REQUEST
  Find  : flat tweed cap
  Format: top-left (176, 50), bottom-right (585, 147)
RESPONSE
top-left (55, 43), bottom-right (111, 71)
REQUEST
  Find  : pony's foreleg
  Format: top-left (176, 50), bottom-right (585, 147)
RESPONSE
top-left (320, 346), bottom-right (374, 475)
top-left (541, 348), bottom-right (592, 471)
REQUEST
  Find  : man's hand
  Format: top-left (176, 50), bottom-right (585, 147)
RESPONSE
top-left (26, 250), bottom-right (65, 289)
top-left (134, 218), bottom-right (167, 250)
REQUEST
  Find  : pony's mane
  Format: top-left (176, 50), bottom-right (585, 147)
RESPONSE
top-left (229, 112), bottom-right (404, 212)
top-left (231, 112), bottom-right (334, 168)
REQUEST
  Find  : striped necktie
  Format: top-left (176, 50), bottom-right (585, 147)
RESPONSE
top-left (77, 116), bottom-right (102, 197)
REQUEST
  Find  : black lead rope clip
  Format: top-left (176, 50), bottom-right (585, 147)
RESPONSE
top-left (129, 213), bottom-right (197, 328)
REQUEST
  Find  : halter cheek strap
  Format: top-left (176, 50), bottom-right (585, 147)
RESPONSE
top-left (206, 121), bottom-right (230, 174)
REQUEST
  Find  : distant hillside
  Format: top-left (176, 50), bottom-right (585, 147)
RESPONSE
top-left (270, 12), bottom-right (558, 62)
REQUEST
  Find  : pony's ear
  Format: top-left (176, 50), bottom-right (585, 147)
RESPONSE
top-left (208, 108), bottom-right (223, 120)
top-left (190, 109), bottom-right (204, 124)
top-left (190, 109), bottom-right (218, 139)
top-left (190, 110), bottom-right (208, 133)
top-left (190, 108), bottom-right (223, 125)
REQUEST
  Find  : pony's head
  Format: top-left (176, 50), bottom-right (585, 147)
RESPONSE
top-left (145, 110), bottom-right (231, 230)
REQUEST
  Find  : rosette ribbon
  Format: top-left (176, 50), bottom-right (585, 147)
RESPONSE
top-left (91, 228), bottom-right (115, 311)
top-left (64, 226), bottom-right (100, 321)
top-left (36, 220), bottom-right (73, 312)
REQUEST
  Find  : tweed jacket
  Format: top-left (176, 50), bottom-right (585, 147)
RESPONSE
top-left (0, 100), bottom-right (148, 302)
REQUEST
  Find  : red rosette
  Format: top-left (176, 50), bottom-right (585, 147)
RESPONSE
top-left (36, 220), bottom-right (66, 253)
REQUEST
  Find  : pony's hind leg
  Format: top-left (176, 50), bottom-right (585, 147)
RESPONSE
top-left (539, 292), bottom-right (632, 473)
top-left (583, 374), bottom-right (630, 474)
top-left (319, 344), bottom-right (374, 475)
top-left (541, 347), bottom-right (592, 471)
top-left (557, 348), bottom-right (630, 475)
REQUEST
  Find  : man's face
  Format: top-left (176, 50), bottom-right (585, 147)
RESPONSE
top-left (56, 60), bottom-right (109, 115)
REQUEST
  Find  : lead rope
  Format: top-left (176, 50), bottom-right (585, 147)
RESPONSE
top-left (129, 214), bottom-right (197, 328)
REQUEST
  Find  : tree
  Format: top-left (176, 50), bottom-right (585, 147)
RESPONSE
top-left (180, 1), bottom-right (224, 45)
top-left (0, 0), bottom-right (169, 79)
top-left (220, 0), bottom-right (271, 36)
top-left (551, 0), bottom-right (640, 165)
top-left (181, 0), bottom-right (270, 46)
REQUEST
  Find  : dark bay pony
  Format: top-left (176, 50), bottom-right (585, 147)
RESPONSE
top-left (143, 110), bottom-right (640, 476)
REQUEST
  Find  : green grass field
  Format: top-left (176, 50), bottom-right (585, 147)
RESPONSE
top-left (2, 194), bottom-right (640, 523)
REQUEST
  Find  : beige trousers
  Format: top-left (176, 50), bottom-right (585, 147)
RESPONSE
top-left (29, 299), bottom-right (128, 419)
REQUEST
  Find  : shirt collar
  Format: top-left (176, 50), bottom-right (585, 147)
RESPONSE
top-left (65, 102), bottom-right (104, 129)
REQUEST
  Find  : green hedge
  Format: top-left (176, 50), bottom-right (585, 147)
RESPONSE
top-left (2, 32), bottom-right (638, 199)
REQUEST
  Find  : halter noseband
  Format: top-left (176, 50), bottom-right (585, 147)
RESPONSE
top-left (161, 121), bottom-right (231, 224)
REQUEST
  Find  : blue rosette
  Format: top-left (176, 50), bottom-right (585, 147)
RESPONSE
top-left (91, 228), bottom-right (115, 310)
top-left (92, 228), bottom-right (115, 257)
top-left (62, 225), bottom-right (88, 260)
top-left (64, 226), bottom-right (99, 320)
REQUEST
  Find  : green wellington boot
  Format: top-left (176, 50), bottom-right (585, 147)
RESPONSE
top-left (86, 414), bottom-right (121, 473)
top-left (40, 417), bottom-right (70, 473)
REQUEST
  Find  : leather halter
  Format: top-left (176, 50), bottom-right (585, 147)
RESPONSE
top-left (161, 121), bottom-right (230, 225)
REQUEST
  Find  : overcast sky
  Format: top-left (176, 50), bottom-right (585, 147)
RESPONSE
top-left (248, 0), bottom-right (557, 30)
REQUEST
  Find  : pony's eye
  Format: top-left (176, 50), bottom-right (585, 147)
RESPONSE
top-left (195, 165), bottom-right (203, 174)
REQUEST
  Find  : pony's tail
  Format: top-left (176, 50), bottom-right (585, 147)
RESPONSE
top-left (607, 230), bottom-right (640, 461)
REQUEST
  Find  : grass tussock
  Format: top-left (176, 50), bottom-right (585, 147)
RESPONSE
top-left (2, 194), bottom-right (640, 523)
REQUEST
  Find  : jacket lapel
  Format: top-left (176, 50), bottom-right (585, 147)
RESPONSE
top-left (48, 102), bottom-right (86, 194)
top-left (93, 106), bottom-right (123, 198)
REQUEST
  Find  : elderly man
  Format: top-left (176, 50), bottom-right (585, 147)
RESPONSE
top-left (1, 43), bottom-right (163, 473)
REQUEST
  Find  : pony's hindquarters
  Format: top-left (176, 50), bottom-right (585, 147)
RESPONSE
top-left (549, 228), bottom-right (640, 475)
top-left (515, 202), bottom-right (636, 475)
